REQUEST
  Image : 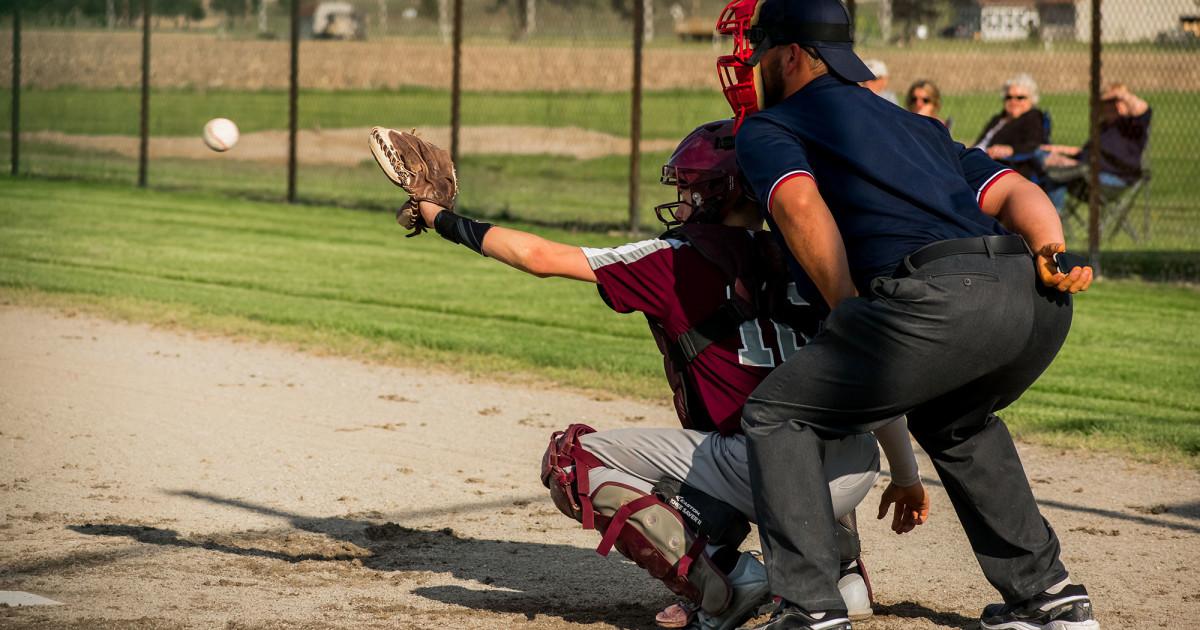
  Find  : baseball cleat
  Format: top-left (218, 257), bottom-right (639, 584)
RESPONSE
top-left (738, 602), bottom-right (851, 630)
top-left (980, 582), bottom-right (1100, 630)
top-left (655, 602), bottom-right (697, 628)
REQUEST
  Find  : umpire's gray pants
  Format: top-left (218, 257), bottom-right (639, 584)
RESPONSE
top-left (743, 249), bottom-right (1073, 613)
top-left (579, 427), bottom-right (879, 522)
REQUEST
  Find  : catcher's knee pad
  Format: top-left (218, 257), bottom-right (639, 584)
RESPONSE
top-left (540, 424), bottom-right (747, 615)
top-left (541, 423), bottom-right (607, 528)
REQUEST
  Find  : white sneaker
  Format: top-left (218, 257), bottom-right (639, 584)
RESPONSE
top-left (838, 559), bottom-right (874, 621)
top-left (695, 552), bottom-right (772, 630)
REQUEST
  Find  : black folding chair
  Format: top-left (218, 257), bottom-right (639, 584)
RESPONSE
top-left (1060, 140), bottom-right (1152, 244)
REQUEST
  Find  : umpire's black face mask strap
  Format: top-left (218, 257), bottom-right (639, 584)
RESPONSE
top-left (745, 30), bottom-right (772, 68)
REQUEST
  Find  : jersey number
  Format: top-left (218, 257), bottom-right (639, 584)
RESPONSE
top-left (736, 283), bottom-right (809, 368)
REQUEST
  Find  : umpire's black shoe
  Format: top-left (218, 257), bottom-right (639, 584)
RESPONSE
top-left (980, 583), bottom-right (1100, 630)
top-left (739, 602), bottom-right (851, 630)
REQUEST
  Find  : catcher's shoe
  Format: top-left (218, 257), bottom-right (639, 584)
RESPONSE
top-left (980, 582), bottom-right (1100, 630)
top-left (655, 602), bottom-right (697, 628)
top-left (837, 559), bottom-right (873, 621)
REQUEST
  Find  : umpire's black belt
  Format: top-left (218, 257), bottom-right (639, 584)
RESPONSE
top-left (896, 235), bottom-right (1029, 277)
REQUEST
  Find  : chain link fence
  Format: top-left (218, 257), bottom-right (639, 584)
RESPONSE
top-left (2, 0), bottom-right (1197, 272)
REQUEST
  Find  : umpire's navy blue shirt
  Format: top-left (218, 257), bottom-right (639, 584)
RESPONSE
top-left (737, 74), bottom-right (1015, 297)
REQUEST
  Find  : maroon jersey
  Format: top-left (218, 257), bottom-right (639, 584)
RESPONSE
top-left (583, 226), bottom-right (812, 436)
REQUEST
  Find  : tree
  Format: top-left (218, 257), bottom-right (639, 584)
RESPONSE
top-left (156, 0), bottom-right (205, 20)
top-left (891, 0), bottom-right (948, 43)
top-left (210, 0), bottom-right (260, 17)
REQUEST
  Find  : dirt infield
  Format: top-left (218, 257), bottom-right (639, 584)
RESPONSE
top-left (1, 31), bottom-right (1197, 94)
top-left (14, 126), bottom-right (678, 165)
top-left (2, 306), bottom-right (1198, 629)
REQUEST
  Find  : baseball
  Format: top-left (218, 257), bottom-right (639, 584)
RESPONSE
top-left (203, 118), bottom-right (239, 152)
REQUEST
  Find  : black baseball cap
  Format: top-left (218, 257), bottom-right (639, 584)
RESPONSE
top-left (747, 0), bottom-right (873, 83)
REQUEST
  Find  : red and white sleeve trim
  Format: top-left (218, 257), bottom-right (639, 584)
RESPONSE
top-left (976, 169), bottom-right (1015, 207)
top-left (767, 170), bottom-right (816, 214)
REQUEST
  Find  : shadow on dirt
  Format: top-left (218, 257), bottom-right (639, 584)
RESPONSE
top-left (873, 601), bottom-right (978, 629)
top-left (66, 490), bottom-right (671, 630)
top-left (899, 473), bottom-right (1200, 533)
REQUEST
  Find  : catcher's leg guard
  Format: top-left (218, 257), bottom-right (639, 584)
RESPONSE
top-left (836, 510), bottom-right (862, 564)
top-left (836, 510), bottom-right (874, 621)
top-left (540, 424), bottom-right (746, 615)
top-left (590, 481), bottom-right (735, 615)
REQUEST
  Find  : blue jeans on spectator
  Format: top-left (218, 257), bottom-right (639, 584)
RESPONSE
top-left (1036, 149), bottom-right (1129, 215)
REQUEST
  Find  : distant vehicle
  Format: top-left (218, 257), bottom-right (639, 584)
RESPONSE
top-left (674, 16), bottom-right (716, 41)
top-left (670, 2), bottom-right (717, 42)
top-left (300, 1), bottom-right (367, 40)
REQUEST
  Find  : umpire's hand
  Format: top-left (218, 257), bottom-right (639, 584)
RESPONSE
top-left (877, 481), bottom-right (930, 535)
top-left (1037, 243), bottom-right (1093, 293)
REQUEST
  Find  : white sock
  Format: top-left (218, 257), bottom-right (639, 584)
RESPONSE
top-left (1044, 578), bottom-right (1071, 595)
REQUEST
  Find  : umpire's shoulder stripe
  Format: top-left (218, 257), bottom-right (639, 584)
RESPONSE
top-left (582, 238), bottom-right (682, 268)
top-left (767, 170), bottom-right (816, 213)
top-left (976, 168), bottom-right (1015, 205)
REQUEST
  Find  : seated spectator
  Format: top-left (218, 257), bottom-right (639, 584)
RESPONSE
top-left (972, 73), bottom-right (1049, 181)
top-left (1039, 83), bottom-right (1152, 213)
top-left (862, 59), bottom-right (897, 105)
top-left (905, 79), bottom-right (948, 127)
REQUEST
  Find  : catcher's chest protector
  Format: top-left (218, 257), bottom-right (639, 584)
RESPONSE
top-left (540, 424), bottom-right (735, 615)
top-left (650, 224), bottom-right (819, 433)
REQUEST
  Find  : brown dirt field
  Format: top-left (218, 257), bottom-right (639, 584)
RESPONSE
top-left (15, 126), bottom-right (678, 165)
top-left (2, 306), bottom-right (1199, 629)
top-left (0, 31), bottom-right (1197, 94)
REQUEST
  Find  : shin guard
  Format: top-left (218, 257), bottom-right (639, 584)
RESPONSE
top-left (540, 424), bottom-right (737, 615)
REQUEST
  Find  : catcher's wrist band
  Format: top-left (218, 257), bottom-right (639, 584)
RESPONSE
top-left (433, 210), bottom-right (493, 256)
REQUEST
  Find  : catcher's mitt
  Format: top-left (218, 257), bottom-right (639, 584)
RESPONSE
top-left (395, 199), bottom-right (424, 237)
top-left (369, 126), bottom-right (459, 235)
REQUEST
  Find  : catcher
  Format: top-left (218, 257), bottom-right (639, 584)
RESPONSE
top-left (368, 122), bottom-right (929, 630)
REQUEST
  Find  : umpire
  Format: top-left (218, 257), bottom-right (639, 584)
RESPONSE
top-left (728, 0), bottom-right (1097, 629)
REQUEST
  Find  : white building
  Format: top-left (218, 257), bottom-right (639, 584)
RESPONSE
top-left (964, 0), bottom-right (1197, 42)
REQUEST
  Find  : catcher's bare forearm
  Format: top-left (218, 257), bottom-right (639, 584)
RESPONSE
top-left (480, 226), bottom-right (597, 282)
top-left (418, 201), bottom-right (596, 282)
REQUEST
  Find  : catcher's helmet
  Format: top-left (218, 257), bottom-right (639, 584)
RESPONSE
top-left (655, 120), bottom-right (742, 227)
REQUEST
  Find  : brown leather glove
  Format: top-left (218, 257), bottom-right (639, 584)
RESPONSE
top-left (369, 126), bottom-right (459, 236)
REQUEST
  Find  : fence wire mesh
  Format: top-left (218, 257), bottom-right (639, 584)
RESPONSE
top-left (1, 0), bottom-right (1197, 261)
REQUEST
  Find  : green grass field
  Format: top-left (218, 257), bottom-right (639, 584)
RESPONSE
top-left (2, 87), bottom-right (1198, 244)
top-left (1, 177), bottom-right (1197, 465)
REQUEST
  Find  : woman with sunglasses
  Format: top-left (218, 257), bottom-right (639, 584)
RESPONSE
top-left (905, 79), bottom-right (943, 123)
top-left (972, 74), bottom-right (1049, 180)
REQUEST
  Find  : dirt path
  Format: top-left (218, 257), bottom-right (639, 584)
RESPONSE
top-left (1, 306), bottom-right (1197, 629)
top-left (15, 126), bottom-right (679, 166)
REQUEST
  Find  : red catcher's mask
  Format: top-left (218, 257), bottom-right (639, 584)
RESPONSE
top-left (716, 0), bottom-right (763, 132)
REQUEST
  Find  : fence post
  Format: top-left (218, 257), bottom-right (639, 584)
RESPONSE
top-left (629, 0), bottom-right (644, 233)
top-left (450, 0), bottom-right (463, 165)
top-left (138, 0), bottom-right (150, 188)
top-left (288, 0), bottom-right (300, 203)
top-left (1087, 0), bottom-right (1101, 275)
top-left (10, 0), bottom-right (19, 176)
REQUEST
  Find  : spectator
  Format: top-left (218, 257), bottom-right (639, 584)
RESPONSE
top-left (1040, 83), bottom-right (1152, 212)
top-left (861, 59), bottom-right (897, 105)
top-left (973, 74), bottom-right (1049, 181)
top-left (905, 79), bottom-right (947, 127)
